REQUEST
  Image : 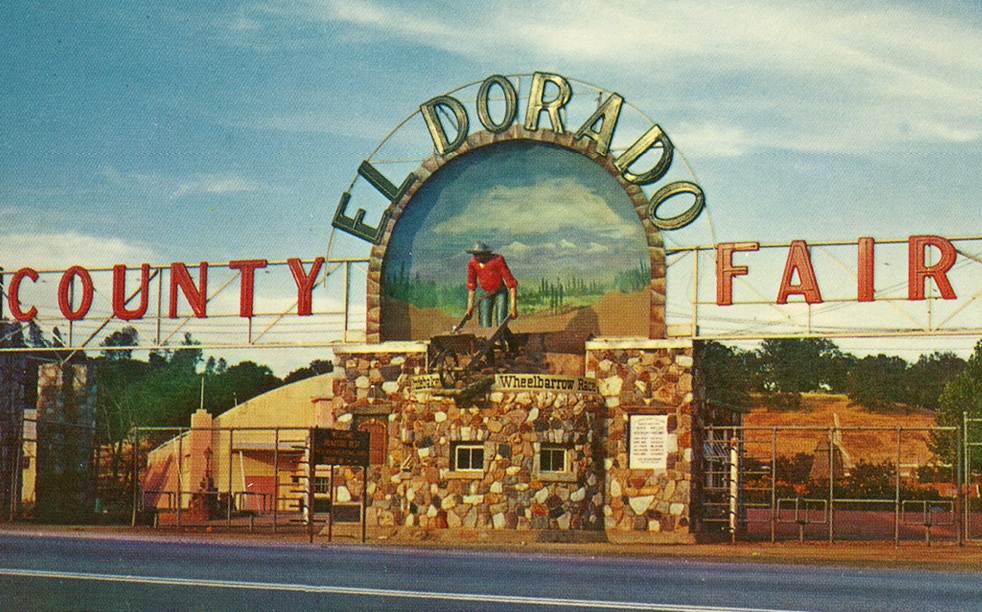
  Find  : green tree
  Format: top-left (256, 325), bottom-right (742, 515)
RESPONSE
top-left (847, 354), bottom-right (909, 412)
top-left (701, 341), bottom-right (755, 411)
top-left (906, 351), bottom-right (965, 411)
top-left (202, 361), bottom-right (282, 415)
top-left (283, 359), bottom-right (334, 385)
top-left (932, 340), bottom-right (982, 465)
top-left (756, 338), bottom-right (853, 408)
top-left (100, 326), bottom-right (139, 360)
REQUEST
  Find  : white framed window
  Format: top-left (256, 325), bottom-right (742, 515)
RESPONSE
top-left (453, 443), bottom-right (485, 472)
top-left (534, 444), bottom-right (575, 481)
top-left (539, 445), bottom-right (568, 473)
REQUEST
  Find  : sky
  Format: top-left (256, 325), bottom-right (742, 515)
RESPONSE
top-left (3, 0), bottom-right (982, 374)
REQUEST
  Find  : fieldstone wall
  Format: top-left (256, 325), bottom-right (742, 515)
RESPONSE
top-left (331, 339), bottom-right (699, 543)
top-left (332, 344), bottom-right (607, 539)
top-left (586, 339), bottom-right (697, 543)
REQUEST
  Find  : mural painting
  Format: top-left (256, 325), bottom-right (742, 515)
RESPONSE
top-left (380, 139), bottom-right (655, 342)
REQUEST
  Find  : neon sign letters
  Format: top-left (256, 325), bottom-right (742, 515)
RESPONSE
top-left (332, 71), bottom-right (707, 243)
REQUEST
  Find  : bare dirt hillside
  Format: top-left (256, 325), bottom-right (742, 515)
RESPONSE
top-left (741, 394), bottom-right (941, 468)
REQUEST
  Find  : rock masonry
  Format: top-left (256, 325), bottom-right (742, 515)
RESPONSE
top-left (586, 339), bottom-right (696, 541)
top-left (330, 338), bottom-right (696, 542)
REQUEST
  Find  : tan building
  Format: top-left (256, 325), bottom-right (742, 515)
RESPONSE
top-left (142, 372), bottom-right (336, 522)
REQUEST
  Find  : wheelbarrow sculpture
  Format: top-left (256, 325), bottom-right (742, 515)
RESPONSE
top-left (428, 307), bottom-right (513, 393)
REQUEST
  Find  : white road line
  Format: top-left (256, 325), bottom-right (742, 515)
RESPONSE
top-left (0, 567), bottom-right (812, 612)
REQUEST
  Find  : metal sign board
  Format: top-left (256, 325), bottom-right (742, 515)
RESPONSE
top-left (311, 428), bottom-right (370, 467)
top-left (629, 414), bottom-right (669, 470)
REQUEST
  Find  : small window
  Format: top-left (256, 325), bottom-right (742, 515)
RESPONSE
top-left (539, 445), bottom-right (568, 473)
top-left (453, 444), bottom-right (485, 471)
top-left (313, 476), bottom-right (331, 493)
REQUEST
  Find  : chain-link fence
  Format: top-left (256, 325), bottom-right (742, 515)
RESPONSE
top-left (128, 426), bottom-right (324, 532)
top-left (701, 424), bottom-right (963, 544)
top-left (67, 418), bottom-right (982, 545)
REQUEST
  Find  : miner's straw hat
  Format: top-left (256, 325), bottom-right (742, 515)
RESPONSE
top-left (466, 241), bottom-right (493, 254)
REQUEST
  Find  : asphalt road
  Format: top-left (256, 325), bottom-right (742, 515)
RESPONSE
top-left (0, 531), bottom-right (978, 612)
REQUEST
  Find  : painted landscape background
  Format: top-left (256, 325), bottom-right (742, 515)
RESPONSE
top-left (381, 140), bottom-right (653, 341)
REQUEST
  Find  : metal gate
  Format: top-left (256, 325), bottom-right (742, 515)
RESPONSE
top-left (702, 424), bottom-right (963, 544)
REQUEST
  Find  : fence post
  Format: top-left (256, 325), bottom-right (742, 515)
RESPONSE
top-left (771, 427), bottom-right (777, 544)
top-left (273, 428), bottom-right (279, 534)
top-left (828, 426), bottom-right (834, 544)
top-left (227, 428), bottom-right (234, 529)
top-left (729, 431), bottom-right (738, 542)
top-left (894, 426), bottom-right (901, 545)
top-left (177, 433), bottom-right (183, 528)
top-left (131, 427), bottom-right (140, 527)
top-left (963, 412), bottom-right (969, 544)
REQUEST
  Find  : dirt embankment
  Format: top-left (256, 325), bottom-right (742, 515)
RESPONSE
top-left (742, 394), bottom-right (939, 467)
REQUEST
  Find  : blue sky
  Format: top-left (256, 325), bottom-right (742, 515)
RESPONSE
top-left (3, 1), bottom-right (982, 372)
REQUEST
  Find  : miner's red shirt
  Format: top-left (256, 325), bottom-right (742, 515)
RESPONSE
top-left (467, 255), bottom-right (517, 293)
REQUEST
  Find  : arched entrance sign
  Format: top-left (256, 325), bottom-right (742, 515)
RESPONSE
top-left (331, 72), bottom-right (706, 343)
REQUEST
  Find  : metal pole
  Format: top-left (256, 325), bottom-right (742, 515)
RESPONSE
top-left (691, 248), bottom-right (699, 337)
top-left (894, 427), bottom-right (902, 545)
top-left (272, 428), bottom-right (279, 534)
top-left (155, 269), bottom-right (162, 345)
top-left (328, 465), bottom-right (335, 543)
top-left (362, 465), bottom-right (368, 543)
top-left (131, 428), bottom-right (140, 526)
top-left (307, 429), bottom-right (315, 544)
top-left (177, 433), bottom-right (183, 528)
top-left (771, 427), bottom-right (777, 544)
top-left (227, 428), bottom-right (234, 529)
top-left (951, 420), bottom-right (968, 546)
top-left (828, 427), bottom-right (834, 544)
top-left (343, 262), bottom-right (351, 343)
top-left (729, 432), bottom-right (737, 542)
top-left (963, 412), bottom-right (970, 543)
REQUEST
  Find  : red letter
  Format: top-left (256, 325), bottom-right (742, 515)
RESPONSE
top-left (58, 266), bottom-right (94, 321)
top-left (858, 237), bottom-right (875, 302)
top-left (289, 257), bottom-right (324, 316)
top-left (777, 240), bottom-right (822, 304)
top-left (113, 264), bottom-right (151, 321)
top-left (909, 235), bottom-right (956, 300)
top-left (170, 262), bottom-right (208, 318)
top-left (716, 242), bottom-right (758, 305)
top-left (8, 267), bottom-right (38, 322)
top-left (229, 259), bottom-right (267, 318)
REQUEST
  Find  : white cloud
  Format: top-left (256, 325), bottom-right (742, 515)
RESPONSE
top-left (673, 122), bottom-right (752, 157)
top-left (0, 232), bottom-right (156, 271)
top-left (100, 167), bottom-right (264, 201)
top-left (266, 0), bottom-right (982, 153)
top-left (171, 174), bottom-right (263, 199)
top-left (499, 238), bottom-right (615, 265)
top-left (429, 177), bottom-right (637, 239)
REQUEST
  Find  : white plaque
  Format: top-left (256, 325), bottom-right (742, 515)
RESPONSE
top-left (629, 414), bottom-right (669, 470)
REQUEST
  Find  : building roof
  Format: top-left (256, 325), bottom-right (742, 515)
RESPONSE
top-left (212, 372), bottom-right (335, 431)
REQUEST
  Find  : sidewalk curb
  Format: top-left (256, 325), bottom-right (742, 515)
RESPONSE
top-left (4, 524), bottom-right (981, 572)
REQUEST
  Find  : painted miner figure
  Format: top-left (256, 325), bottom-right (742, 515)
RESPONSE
top-left (464, 241), bottom-right (518, 328)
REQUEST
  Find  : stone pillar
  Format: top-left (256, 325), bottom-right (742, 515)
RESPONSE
top-left (586, 339), bottom-right (696, 544)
